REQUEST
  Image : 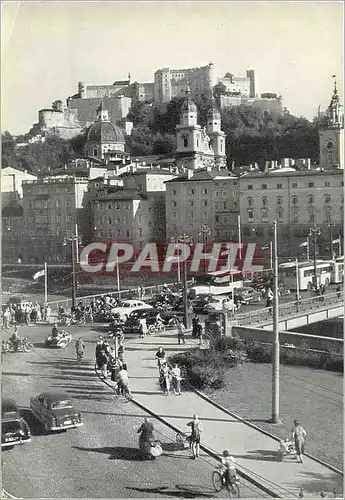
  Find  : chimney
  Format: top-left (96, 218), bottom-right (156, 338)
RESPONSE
top-left (307, 158), bottom-right (311, 169)
top-left (186, 169), bottom-right (193, 179)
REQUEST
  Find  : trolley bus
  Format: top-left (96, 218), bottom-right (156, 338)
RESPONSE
top-left (330, 257), bottom-right (344, 284)
top-left (279, 260), bottom-right (333, 291)
top-left (189, 269), bottom-right (244, 297)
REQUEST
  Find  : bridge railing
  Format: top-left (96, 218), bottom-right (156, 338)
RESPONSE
top-left (46, 280), bottom-right (191, 314)
top-left (230, 291), bottom-right (344, 327)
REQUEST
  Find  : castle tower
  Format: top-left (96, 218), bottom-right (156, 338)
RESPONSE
top-left (319, 76), bottom-right (344, 169)
top-left (207, 101), bottom-right (226, 168)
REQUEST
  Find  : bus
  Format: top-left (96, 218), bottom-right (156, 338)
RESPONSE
top-left (189, 269), bottom-right (244, 298)
top-left (330, 256), bottom-right (344, 284)
top-left (279, 260), bottom-right (333, 291)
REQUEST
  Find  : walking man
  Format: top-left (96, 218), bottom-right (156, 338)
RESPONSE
top-left (291, 420), bottom-right (307, 463)
top-left (186, 414), bottom-right (203, 459)
top-left (171, 363), bottom-right (182, 395)
top-left (177, 319), bottom-right (186, 345)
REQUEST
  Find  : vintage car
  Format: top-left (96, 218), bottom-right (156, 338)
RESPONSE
top-left (234, 287), bottom-right (262, 304)
top-left (204, 296), bottom-right (235, 313)
top-left (1, 397), bottom-right (31, 448)
top-left (111, 300), bottom-right (153, 321)
top-left (45, 331), bottom-right (72, 348)
top-left (123, 308), bottom-right (178, 333)
top-left (30, 390), bottom-right (83, 432)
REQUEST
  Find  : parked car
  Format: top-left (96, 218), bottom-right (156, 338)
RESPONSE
top-left (191, 294), bottom-right (213, 314)
top-left (1, 398), bottom-right (31, 449)
top-left (234, 287), bottom-right (262, 304)
top-left (124, 308), bottom-right (178, 333)
top-left (111, 300), bottom-right (153, 321)
top-left (30, 390), bottom-right (83, 432)
top-left (205, 296), bottom-right (235, 313)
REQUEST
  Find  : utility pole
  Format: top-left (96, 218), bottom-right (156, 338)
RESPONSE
top-left (71, 237), bottom-right (77, 309)
top-left (198, 224), bottom-right (211, 274)
top-left (271, 221), bottom-right (281, 424)
top-left (328, 222), bottom-right (335, 259)
top-left (310, 225), bottom-right (320, 289)
top-left (178, 233), bottom-right (192, 329)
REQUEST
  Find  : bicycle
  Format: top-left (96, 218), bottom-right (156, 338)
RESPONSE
top-left (76, 351), bottom-right (84, 364)
top-left (148, 322), bottom-right (165, 336)
top-left (212, 468), bottom-right (240, 498)
top-left (116, 382), bottom-right (132, 402)
top-left (176, 432), bottom-right (191, 449)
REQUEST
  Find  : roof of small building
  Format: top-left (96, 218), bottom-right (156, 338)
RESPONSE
top-left (239, 167), bottom-right (343, 178)
top-left (95, 188), bottom-right (148, 201)
top-left (119, 168), bottom-right (175, 177)
top-left (165, 168), bottom-right (236, 183)
top-left (87, 121), bottom-right (125, 143)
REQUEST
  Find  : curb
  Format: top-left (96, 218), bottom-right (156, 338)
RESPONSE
top-left (194, 389), bottom-right (344, 477)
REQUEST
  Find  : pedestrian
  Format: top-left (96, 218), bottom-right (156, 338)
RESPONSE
top-left (139, 317), bottom-right (147, 338)
top-left (196, 319), bottom-right (204, 346)
top-left (192, 314), bottom-right (198, 337)
top-left (3, 308), bottom-right (10, 330)
top-left (160, 362), bottom-right (171, 396)
top-left (291, 420), bottom-right (307, 463)
top-left (266, 288), bottom-right (273, 311)
top-left (171, 363), bottom-right (182, 395)
top-left (155, 346), bottom-right (166, 373)
top-left (177, 319), bottom-right (186, 345)
top-left (46, 305), bottom-right (51, 323)
top-left (99, 349), bottom-right (109, 379)
top-left (95, 337), bottom-right (104, 369)
top-left (186, 414), bottom-right (203, 459)
top-left (24, 305), bottom-right (31, 325)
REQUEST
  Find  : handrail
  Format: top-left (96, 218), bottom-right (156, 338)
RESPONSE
top-left (229, 291), bottom-right (344, 327)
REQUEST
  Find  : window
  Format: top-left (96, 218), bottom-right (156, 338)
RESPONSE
top-left (233, 202), bottom-right (238, 210)
top-left (171, 201), bottom-right (177, 207)
top-left (292, 183), bottom-right (297, 188)
top-left (325, 182), bottom-right (330, 187)
top-left (172, 211), bottom-right (177, 219)
top-left (215, 191), bottom-right (220, 197)
top-left (189, 212), bottom-right (194, 218)
top-left (277, 184), bottom-right (283, 189)
top-left (126, 230), bottom-right (130, 238)
top-left (202, 188), bottom-right (208, 195)
top-left (324, 195), bottom-right (331, 203)
top-left (203, 200), bottom-right (208, 207)
top-left (108, 217), bottom-right (112, 224)
top-left (183, 137), bottom-right (189, 148)
top-left (261, 209), bottom-right (268, 220)
top-left (248, 197), bottom-right (253, 206)
top-left (308, 195), bottom-right (314, 204)
top-left (222, 191), bottom-right (228, 197)
top-left (277, 196), bottom-right (283, 205)
top-left (202, 211), bottom-right (207, 218)
top-left (189, 189), bottom-right (196, 195)
top-left (324, 210), bottom-right (331, 222)
top-left (248, 210), bottom-right (254, 221)
top-left (292, 196), bottom-right (298, 205)
top-left (115, 217), bottom-right (120, 223)
top-left (172, 189), bottom-right (177, 195)
top-left (247, 185), bottom-right (253, 190)
top-left (223, 202), bottom-right (228, 210)
top-left (172, 224), bottom-right (177, 231)
top-left (108, 203), bottom-right (112, 210)
top-left (262, 197), bottom-right (268, 207)
top-left (277, 208), bottom-right (283, 220)
top-left (189, 200), bottom-right (194, 207)
top-left (215, 215), bottom-right (219, 223)
top-left (215, 202), bottom-right (219, 210)
top-left (308, 182), bottom-right (314, 188)
top-left (292, 210), bottom-right (299, 223)
top-left (138, 228), bottom-right (142, 237)
top-left (93, 148), bottom-right (98, 157)
top-left (29, 202), bottom-right (33, 209)
top-left (309, 212), bottom-right (315, 223)
top-left (116, 204), bottom-right (120, 210)
top-left (261, 184), bottom-right (267, 189)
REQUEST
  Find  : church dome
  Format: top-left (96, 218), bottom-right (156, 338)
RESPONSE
top-left (181, 98), bottom-right (197, 113)
top-left (87, 121), bottom-right (125, 143)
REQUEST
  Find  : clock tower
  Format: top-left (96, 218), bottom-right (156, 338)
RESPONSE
top-left (319, 77), bottom-right (344, 169)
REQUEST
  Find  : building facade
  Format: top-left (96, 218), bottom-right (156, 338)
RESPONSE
top-left (165, 168), bottom-right (239, 242)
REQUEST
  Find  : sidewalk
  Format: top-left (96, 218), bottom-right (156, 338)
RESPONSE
top-left (123, 329), bottom-right (343, 499)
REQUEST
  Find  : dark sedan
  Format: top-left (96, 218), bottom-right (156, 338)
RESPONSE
top-left (30, 390), bottom-right (83, 432)
top-left (124, 308), bottom-right (178, 333)
top-left (192, 294), bottom-right (213, 314)
top-left (2, 398), bottom-right (31, 448)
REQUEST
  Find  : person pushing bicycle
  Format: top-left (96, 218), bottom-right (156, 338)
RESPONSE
top-left (220, 451), bottom-right (240, 495)
top-left (75, 337), bottom-right (85, 363)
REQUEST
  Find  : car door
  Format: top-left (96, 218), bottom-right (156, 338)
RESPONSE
top-left (37, 396), bottom-right (49, 424)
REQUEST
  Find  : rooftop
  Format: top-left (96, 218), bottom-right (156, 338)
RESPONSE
top-left (165, 168), bottom-right (236, 183)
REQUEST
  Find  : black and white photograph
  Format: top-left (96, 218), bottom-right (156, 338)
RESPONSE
top-left (1, 1), bottom-right (343, 499)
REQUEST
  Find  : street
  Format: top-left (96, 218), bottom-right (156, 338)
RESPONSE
top-left (2, 324), bottom-right (264, 499)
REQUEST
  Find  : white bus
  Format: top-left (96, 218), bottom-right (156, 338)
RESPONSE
top-left (189, 269), bottom-right (244, 298)
top-left (279, 260), bottom-right (333, 291)
top-left (330, 257), bottom-right (344, 284)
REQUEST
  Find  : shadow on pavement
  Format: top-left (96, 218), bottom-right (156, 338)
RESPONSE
top-left (233, 449), bottom-right (280, 462)
top-left (126, 485), bottom-right (213, 498)
top-left (72, 445), bottom-right (142, 461)
top-left (289, 470), bottom-right (344, 496)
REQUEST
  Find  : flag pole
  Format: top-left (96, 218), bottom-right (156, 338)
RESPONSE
top-left (44, 262), bottom-right (48, 303)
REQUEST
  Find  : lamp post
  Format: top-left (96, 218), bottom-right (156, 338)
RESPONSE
top-left (198, 224), bottom-right (211, 274)
top-left (237, 215), bottom-right (242, 262)
top-left (309, 225), bottom-right (321, 289)
top-left (328, 222), bottom-right (335, 259)
top-left (64, 225), bottom-right (80, 310)
top-left (170, 237), bottom-right (181, 282)
top-left (271, 220), bottom-right (281, 424)
top-left (177, 233), bottom-right (192, 329)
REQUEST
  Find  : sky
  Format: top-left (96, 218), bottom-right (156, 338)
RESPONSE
top-left (1, 1), bottom-right (344, 135)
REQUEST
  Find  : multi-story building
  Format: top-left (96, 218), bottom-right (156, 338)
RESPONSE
top-left (165, 167), bottom-right (239, 242)
top-left (175, 89), bottom-right (226, 170)
top-left (21, 175), bottom-right (89, 263)
top-left (88, 167), bottom-right (177, 246)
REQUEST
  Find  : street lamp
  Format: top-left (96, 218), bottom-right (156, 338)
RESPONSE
top-left (63, 224), bottom-right (80, 309)
top-left (328, 222), bottom-right (335, 260)
top-left (170, 237), bottom-right (181, 282)
top-left (271, 220), bottom-right (281, 424)
top-left (198, 224), bottom-right (211, 274)
top-left (177, 233), bottom-right (193, 329)
top-left (309, 225), bottom-right (321, 289)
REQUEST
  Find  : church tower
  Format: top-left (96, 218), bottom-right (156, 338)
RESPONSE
top-left (319, 77), bottom-right (344, 169)
top-left (175, 85), bottom-right (202, 169)
top-left (207, 100), bottom-right (226, 169)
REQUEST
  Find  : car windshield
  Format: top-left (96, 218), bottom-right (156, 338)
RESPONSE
top-left (2, 420), bottom-right (21, 433)
top-left (51, 400), bottom-right (73, 410)
top-left (118, 302), bottom-right (131, 308)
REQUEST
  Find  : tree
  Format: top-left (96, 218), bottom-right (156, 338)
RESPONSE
top-left (152, 134), bottom-right (176, 155)
top-left (213, 82), bottom-right (227, 108)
